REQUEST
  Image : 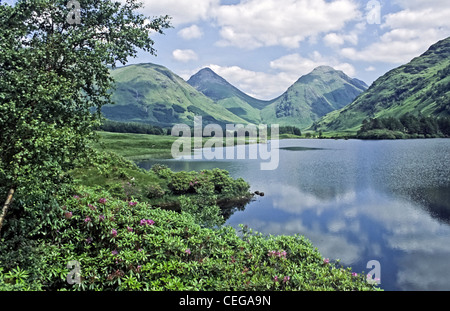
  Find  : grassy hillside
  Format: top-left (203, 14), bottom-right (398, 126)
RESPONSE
top-left (315, 37), bottom-right (450, 132)
top-left (102, 63), bottom-right (249, 128)
top-left (261, 66), bottom-right (368, 129)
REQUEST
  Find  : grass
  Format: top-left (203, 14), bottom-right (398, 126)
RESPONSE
top-left (93, 131), bottom-right (178, 160)
top-left (93, 131), bottom-right (361, 164)
top-left (93, 131), bottom-right (294, 161)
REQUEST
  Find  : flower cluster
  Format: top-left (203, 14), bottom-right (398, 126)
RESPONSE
top-left (189, 181), bottom-right (199, 187)
top-left (98, 198), bottom-right (107, 204)
top-left (140, 219), bottom-right (155, 226)
top-left (107, 269), bottom-right (124, 281)
top-left (274, 276), bottom-right (290, 283)
top-left (267, 250), bottom-right (287, 259)
top-left (366, 274), bottom-right (381, 285)
top-left (111, 228), bottom-right (118, 237)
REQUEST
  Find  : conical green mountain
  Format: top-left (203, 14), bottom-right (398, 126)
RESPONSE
top-left (187, 68), bottom-right (274, 124)
top-left (260, 66), bottom-right (368, 129)
top-left (315, 37), bottom-right (450, 132)
top-left (102, 63), bottom-right (249, 128)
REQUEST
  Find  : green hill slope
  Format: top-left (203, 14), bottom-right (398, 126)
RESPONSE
top-left (261, 66), bottom-right (368, 129)
top-left (315, 37), bottom-right (450, 133)
top-left (102, 63), bottom-right (249, 128)
top-left (187, 68), bottom-right (275, 124)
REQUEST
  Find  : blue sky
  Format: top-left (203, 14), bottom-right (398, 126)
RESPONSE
top-left (130, 0), bottom-right (450, 100)
top-left (4, 0), bottom-right (450, 100)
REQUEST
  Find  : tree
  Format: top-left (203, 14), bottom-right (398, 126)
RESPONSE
top-left (0, 0), bottom-right (171, 233)
top-left (399, 113), bottom-right (419, 134)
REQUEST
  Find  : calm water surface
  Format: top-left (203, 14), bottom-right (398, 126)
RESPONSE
top-left (137, 139), bottom-right (450, 291)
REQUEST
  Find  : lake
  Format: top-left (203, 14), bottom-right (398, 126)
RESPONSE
top-left (137, 138), bottom-right (450, 291)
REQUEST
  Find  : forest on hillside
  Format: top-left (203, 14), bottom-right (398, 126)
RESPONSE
top-left (357, 114), bottom-right (450, 139)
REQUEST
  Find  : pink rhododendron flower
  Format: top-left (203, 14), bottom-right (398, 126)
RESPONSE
top-left (111, 228), bottom-right (118, 237)
top-left (140, 219), bottom-right (155, 226)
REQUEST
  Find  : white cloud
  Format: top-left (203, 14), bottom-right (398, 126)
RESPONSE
top-left (206, 64), bottom-right (293, 100)
top-left (340, 1), bottom-right (450, 64)
top-left (323, 22), bottom-right (364, 47)
top-left (214, 0), bottom-right (360, 49)
top-left (341, 28), bottom-right (448, 63)
top-left (178, 25), bottom-right (204, 40)
top-left (172, 49), bottom-right (198, 62)
top-left (138, 0), bottom-right (219, 25)
top-left (200, 51), bottom-right (357, 100)
top-left (270, 52), bottom-right (357, 78)
top-left (324, 33), bottom-right (346, 47)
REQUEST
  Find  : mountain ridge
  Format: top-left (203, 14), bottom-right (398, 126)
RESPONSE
top-left (259, 66), bottom-right (369, 129)
top-left (188, 65), bottom-right (368, 129)
top-left (102, 63), bottom-right (249, 128)
top-left (314, 37), bottom-right (450, 132)
top-left (103, 62), bottom-right (368, 130)
top-left (187, 67), bottom-right (275, 124)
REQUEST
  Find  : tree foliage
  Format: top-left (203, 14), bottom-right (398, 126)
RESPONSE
top-left (357, 114), bottom-right (450, 139)
top-left (0, 0), bottom-right (170, 245)
top-left (97, 120), bottom-right (166, 135)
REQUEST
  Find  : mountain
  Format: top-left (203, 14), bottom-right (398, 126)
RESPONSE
top-left (315, 37), bottom-right (450, 132)
top-left (187, 68), bottom-right (274, 124)
top-left (103, 63), bottom-right (368, 131)
top-left (102, 63), bottom-right (249, 128)
top-left (260, 66), bottom-right (368, 129)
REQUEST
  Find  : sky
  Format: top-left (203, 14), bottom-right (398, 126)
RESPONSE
top-left (4, 0), bottom-right (450, 100)
top-left (126, 0), bottom-right (450, 100)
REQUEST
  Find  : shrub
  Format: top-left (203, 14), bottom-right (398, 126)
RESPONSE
top-left (0, 150), bottom-right (380, 292)
top-left (151, 164), bottom-right (173, 179)
top-left (168, 171), bottom-right (195, 195)
top-left (0, 184), bottom-right (381, 291)
top-left (147, 184), bottom-right (166, 199)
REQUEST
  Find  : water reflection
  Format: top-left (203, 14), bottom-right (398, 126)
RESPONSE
top-left (136, 139), bottom-right (450, 291)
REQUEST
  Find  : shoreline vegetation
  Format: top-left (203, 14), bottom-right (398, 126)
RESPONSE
top-left (4, 122), bottom-right (445, 291)
top-left (0, 130), bottom-right (382, 291)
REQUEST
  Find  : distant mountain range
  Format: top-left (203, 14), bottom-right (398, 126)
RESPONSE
top-left (102, 63), bottom-right (248, 128)
top-left (103, 36), bottom-right (450, 133)
top-left (314, 37), bottom-right (450, 132)
top-left (104, 63), bottom-right (367, 130)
